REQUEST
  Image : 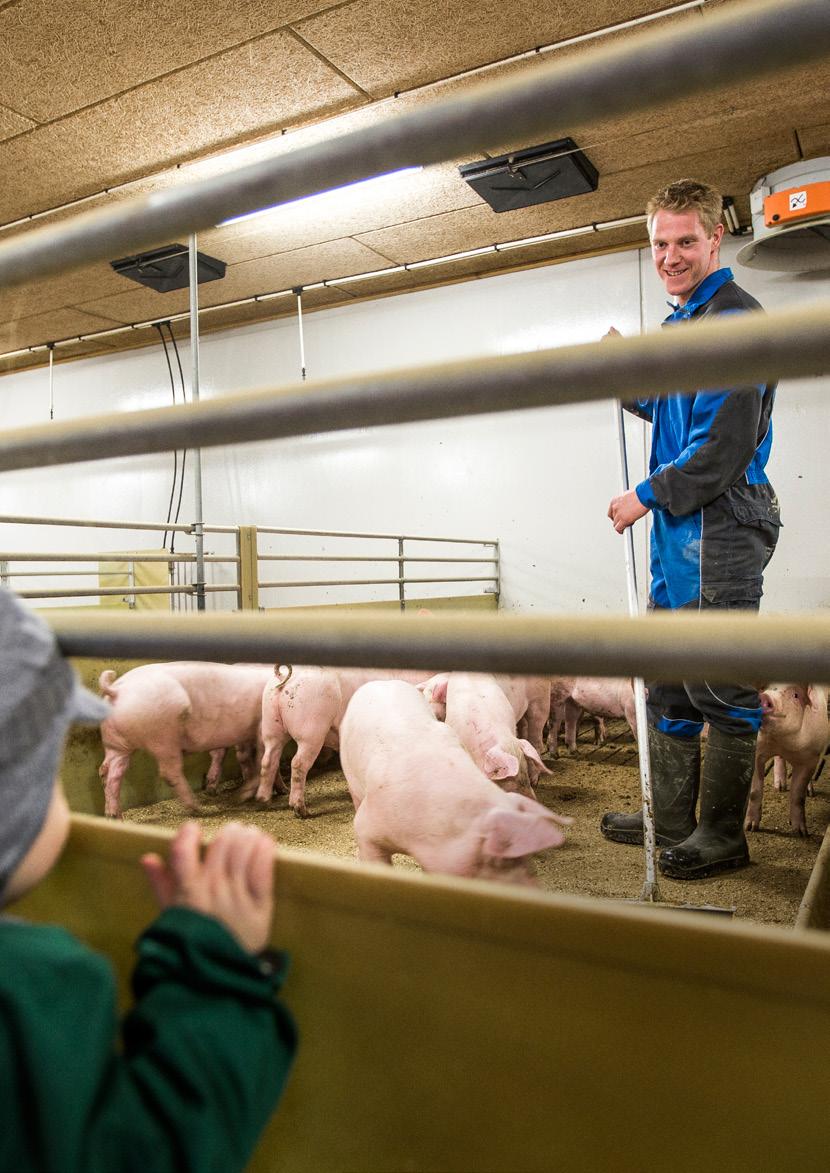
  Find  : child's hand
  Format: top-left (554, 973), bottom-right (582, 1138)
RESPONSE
top-left (141, 821), bottom-right (275, 954)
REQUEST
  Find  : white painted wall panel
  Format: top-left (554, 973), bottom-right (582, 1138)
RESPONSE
top-left (0, 239), bottom-right (826, 615)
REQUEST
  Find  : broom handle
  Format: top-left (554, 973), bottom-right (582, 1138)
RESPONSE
top-left (614, 402), bottom-right (661, 902)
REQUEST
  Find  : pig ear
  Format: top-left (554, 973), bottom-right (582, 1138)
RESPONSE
top-left (430, 676), bottom-right (449, 705)
top-left (807, 685), bottom-right (826, 713)
top-left (481, 808), bottom-right (567, 858)
top-left (518, 739), bottom-right (552, 775)
top-left (484, 747), bottom-right (519, 781)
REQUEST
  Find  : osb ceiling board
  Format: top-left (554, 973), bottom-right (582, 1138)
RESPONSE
top-left (797, 122), bottom-right (830, 158)
top-left (199, 162), bottom-right (483, 267)
top-left (0, 0), bottom-right (339, 122)
top-left (352, 134), bottom-right (791, 265)
top-left (0, 29), bottom-right (363, 224)
top-left (0, 104), bottom-right (33, 140)
top-left (77, 238), bottom-right (394, 323)
top-left (0, 307), bottom-right (121, 353)
top-left (0, 0), bottom-right (828, 376)
top-left (293, 0), bottom-right (681, 98)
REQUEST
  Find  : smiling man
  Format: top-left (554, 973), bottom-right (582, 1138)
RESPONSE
top-left (602, 178), bottom-right (782, 880)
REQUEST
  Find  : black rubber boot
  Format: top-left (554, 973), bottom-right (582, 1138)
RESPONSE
top-left (600, 725), bottom-right (699, 847)
top-left (658, 727), bottom-right (755, 879)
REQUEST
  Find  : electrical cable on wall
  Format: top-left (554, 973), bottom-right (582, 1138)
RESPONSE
top-left (165, 322), bottom-right (188, 554)
top-left (155, 322), bottom-right (178, 549)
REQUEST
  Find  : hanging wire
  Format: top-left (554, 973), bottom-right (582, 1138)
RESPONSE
top-left (155, 322), bottom-right (178, 549)
top-left (166, 321), bottom-right (188, 554)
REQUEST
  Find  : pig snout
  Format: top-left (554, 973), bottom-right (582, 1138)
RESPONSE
top-left (760, 691), bottom-right (777, 717)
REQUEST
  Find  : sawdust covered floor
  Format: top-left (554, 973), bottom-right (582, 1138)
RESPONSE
top-left (122, 726), bottom-right (830, 928)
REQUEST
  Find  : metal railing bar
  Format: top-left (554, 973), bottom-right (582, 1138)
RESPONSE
top-left (19, 584), bottom-right (236, 600)
top-left (0, 0), bottom-right (825, 289)
top-left (258, 576), bottom-right (496, 589)
top-left (0, 302), bottom-right (826, 474)
top-left (46, 610), bottom-right (830, 683)
top-left (0, 514), bottom-right (236, 534)
top-left (256, 526), bottom-right (498, 543)
top-left (0, 552), bottom-right (237, 563)
top-left (257, 555), bottom-right (499, 564)
top-left (6, 570), bottom-right (143, 578)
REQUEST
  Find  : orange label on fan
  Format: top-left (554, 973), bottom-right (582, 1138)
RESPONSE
top-left (764, 181), bottom-right (830, 227)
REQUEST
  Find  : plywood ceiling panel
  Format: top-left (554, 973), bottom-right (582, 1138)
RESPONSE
top-left (0, 307), bottom-right (123, 352)
top-left (294, 0), bottom-right (682, 97)
top-left (797, 122), bottom-right (830, 159)
top-left (355, 134), bottom-right (795, 264)
top-left (0, 105), bottom-right (34, 140)
top-left (77, 238), bottom-right (395, 324)
top-left (200, 162), bottom-right (482, 266)
top-left (0, 0), bottom-right (337, 122)
top-left (0, 0), bottom-right (827, 374)
top-left (0, 30), bottom-right (364, 223)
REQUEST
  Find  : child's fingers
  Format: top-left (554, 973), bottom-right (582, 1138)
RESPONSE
top-left (223, 824), bottom-right (265, 896)
top-left (140, 852), bottom-right (175, 908)
top-left (246, 836), bottom-right (275, 903)
top-left (169, 821), bottom-right (203, 897)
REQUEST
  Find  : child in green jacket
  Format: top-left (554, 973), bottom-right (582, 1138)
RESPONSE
top-left (0, 587), bottom-right (297, 1173)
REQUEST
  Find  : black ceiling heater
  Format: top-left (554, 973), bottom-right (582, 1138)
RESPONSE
top-left (459, 138), bottom-right (598, 213)
top-left (110, 243), bottom-right (226, 292)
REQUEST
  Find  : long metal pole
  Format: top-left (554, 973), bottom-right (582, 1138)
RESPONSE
top-left (47, 344), bottom-right (54, 420)
top-left (0, 0), bottom-right (826, 289)
top-left (188, 235), bottom-right (206, 611)
top-left (615, 403), bottom-right (659, 902)
top-left (0, 301), bottom-right (827, 474)
top-left (295, 289), bottom-right (307, 381)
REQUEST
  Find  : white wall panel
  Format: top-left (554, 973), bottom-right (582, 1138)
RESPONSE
top-left (0, 241), bottom-right (826, 615)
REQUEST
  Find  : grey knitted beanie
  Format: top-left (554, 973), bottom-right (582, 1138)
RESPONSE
top-left (0, 587), bottom-right (110, 896)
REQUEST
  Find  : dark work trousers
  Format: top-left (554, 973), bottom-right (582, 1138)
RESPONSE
top-left (646, 596), bottom-right (765, 738)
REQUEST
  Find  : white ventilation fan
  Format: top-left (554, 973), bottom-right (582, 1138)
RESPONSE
top-left (736, 157), bottom-right (830, 272)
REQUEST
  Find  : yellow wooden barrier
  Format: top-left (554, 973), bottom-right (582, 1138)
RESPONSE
top-left (11, 814), bottom-right (830, 1173)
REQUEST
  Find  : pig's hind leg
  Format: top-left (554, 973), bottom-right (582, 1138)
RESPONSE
top-left (745, 755), bottom-right (767, 832)
top-left (788, 764), bottom-right (813, 836)
top-left (155, 752), bottom-right (199, 813)
top-left (353, 803), bottom-right (394, 865)
top-left (99, 748), bottom-right (130, 819)
top-left (252, 732), bottom-right (290, 804)
top-left (287, 735), bottom-right (328, 818)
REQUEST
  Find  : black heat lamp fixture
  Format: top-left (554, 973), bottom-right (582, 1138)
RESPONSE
top-left (110, 243), bottom-right (226, 292)
top-left (459, 138), bottom-right (598, 213)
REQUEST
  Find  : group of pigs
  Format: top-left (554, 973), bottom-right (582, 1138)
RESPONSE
top-left (96, 661), bottom-right (830, 887)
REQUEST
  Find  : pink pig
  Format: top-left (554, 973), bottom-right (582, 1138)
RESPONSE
top-left (564, 677), bottom-right (638, 750)
top-left (98, 661), bottom-right (274, 818)
top-left (439, 672), bottom-right (550, 797)
top-left (745, 683), bottom-right (830, 836)
top-left (252, 664), bottom-right (431, 817)
top-left (497, 674), bottom-right (553, 768)
top-left (340, 680), bottom-right (571, 885)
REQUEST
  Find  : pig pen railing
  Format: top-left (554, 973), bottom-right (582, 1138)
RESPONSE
top-left (0, 514), bottom-right (499, 611)
top-left (2, 2), bottom-right (830, 1170)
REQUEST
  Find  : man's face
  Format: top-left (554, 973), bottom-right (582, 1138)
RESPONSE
top-left (650, 209), bottom-right (724, 305)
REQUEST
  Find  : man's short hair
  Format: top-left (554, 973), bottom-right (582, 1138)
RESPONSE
top-left (646, 179), bottom-right (723, 238)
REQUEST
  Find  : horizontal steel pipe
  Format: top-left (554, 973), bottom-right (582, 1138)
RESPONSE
top-left (257, 576), bottom-right (495, 588)
top-left (0, 514), bottom-right (197, 532)
top-left (0, 0), bottom-right (827, 288)
top-left (48, 609), bottom-right (830, 684)
top-left (256, 526), bottom-right (497, 543)
top-left (258, 556), bottom-right (498, 563)
top-left (0, 552), bottom-right (233, 563)
top-left (0, 302), bottom-right (826, 472)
